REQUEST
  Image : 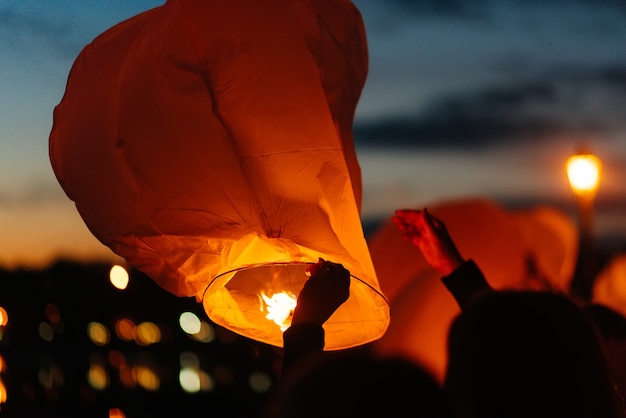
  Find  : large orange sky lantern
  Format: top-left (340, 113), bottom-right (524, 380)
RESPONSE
top-left (49, 0), bottom-right (389, 349)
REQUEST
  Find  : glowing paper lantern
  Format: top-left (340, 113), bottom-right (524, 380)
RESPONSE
top-left (592, 253), bottom-right (626, 318)
top-left (368, 198), bottom-right (577, 382)
top-left (49, 0), bottom-right (389, 350)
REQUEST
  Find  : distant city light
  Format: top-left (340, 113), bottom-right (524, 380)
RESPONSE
top-left (88, 322), bottom-right (111, 346)
top-left (190, 321), bottom-right (216, 343)
top-left (115, 319), bottom-right (136, 341)
top-left (88, 364), bottom-right (109, 390)
top-left (179, 368), bottom-right (201, 393)
top-left (0, 356), bottom-right (6, 407)
top-left (135, 366), bottom-right (160, 391)
top-left (45, 304), bottom-right (61, 324)
top-left (0, 307), bottom-right (8, 327)
top-left (39, 322), bottom-right (54, 342)
top-left (180, 352), bottom-right (200, 368)
top-left (107, 350), bottom-right (127, 370)
top-left (135, 322), bottom-right (161, 346)
top-left (249, 371), bottom-right (272, 393)
top-left (181, 369), bottom-right (214, 393)
top-left (109, 408), bottom-right (126, 418)
top-left (109, 265), bottom-right (129, 290)
top-left (38, 364), bottom-right (63, 391)
top-left (179, 312), bottom-right (202, 335)
top-left (0, 378), bottom-right (6, 405)
top-left (119, 367), bottom-right (136, 388)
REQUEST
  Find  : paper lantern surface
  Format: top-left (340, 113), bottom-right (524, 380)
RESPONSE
top-left (49, 0), bottom-right (389, 349)
top-left (593, 253), bottom-right (626, 318)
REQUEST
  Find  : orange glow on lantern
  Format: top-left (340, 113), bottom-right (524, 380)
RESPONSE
top-left (49, 0), bottom-right (389, 349)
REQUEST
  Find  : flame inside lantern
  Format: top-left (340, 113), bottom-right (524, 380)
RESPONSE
top-left (261, 291), bottom-right (297, 331)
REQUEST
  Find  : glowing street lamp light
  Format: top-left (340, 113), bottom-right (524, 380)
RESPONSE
top-left (566, 147), bottom-right (602, 301)
top-left (567, 153), bottom-right (602, 201)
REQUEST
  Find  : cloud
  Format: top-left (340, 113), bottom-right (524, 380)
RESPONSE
top-left (0, 6), bottom-right (70, 39)
top-left (354, 65), bottom-right (626, 149)
top-left (0, 181), bottom-right (67, 209)
top-left (377, 0), bottom-right (626, 18)
top-left (0, 5), bottom-right (84, 60)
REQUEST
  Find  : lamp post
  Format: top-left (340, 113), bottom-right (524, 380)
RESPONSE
top-left (566, 147), bottom-right (602, 301)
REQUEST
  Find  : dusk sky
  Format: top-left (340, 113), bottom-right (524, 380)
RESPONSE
top-left (1, 0), bottom-right (625, 269)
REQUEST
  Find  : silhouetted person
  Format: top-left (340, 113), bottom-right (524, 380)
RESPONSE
top-left (279, 258), bottom-right (350, 374)
top-left (268, 350), bottom-right (451, 418)
top-left (264, 257), bottom-right (452, 418)
top-left (585, 303), bottom-right (626, 406)
top-left (393, 208), bottom-right (623, 418)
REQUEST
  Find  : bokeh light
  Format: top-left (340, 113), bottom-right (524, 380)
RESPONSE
top-left (115, 319), bottom-right (136, 341)
top-left (88, 322), bottom-right (111, 346)
top-left (0, 378), bottom-right (7, 405)
top-left (179, 368), bottom-right (201, 393)
top-left (108, 350), bottom-right (127, 370)
top-left (186, 320), bottom-right (215, 343)
top-left (135, 366), bottom-right (160, 391)
top-left (109, 265), bottom-right (129, 290)
top-left (179, 312), bottom-right (201, 335)
top-left (109, 408), bottom-right (126, 418)
top-left (566, 153), bottom-right (602, 196)
top-left (249, 371), bottom-right (272, 393)
top-left (0, 307), bottom-right (8, 327)
top-left (87, 363), bottom-right (109, 390)
top-left (135, 322), bottom-right (161, 346)
top-left (39, 322), bottom-right (54, 342)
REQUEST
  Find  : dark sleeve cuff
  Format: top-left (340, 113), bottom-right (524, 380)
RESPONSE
top-left (441, 259), bottom-right (494, 310)
top-left (281, 322), bottom-right (325, 374)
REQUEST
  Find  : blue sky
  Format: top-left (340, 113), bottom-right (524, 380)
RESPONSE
top-left (1, 0), bottom-right (625, 267)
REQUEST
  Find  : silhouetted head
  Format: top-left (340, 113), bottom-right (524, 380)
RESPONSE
top-left (266, 350), bottom-right (452, 418)
top-left (444, 290), bottom-right (621, 418)
top-left (584, 303), bottom-right (626, 406)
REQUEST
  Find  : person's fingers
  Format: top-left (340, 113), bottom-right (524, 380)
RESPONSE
top-left (394, 209), bottom-right (422, 224)
top-left (306, 258), bottom-right (326, 276)
top-left (394, 208), bottom-right (421, 216)
top-left (423, 208), bottom-right (449, 235)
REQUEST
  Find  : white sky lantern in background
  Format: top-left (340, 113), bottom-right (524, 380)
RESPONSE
top-left (49, 0), bottom-right (389, 349)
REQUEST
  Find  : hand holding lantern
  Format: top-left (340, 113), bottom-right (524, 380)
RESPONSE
top-left (292, 259), bottom-right (350, 326)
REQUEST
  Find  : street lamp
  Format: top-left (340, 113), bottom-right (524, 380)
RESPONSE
top-left (566, 147), bottom-right (602, 301)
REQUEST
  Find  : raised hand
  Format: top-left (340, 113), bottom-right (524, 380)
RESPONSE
top-left (392, 208), bottom-right (465, 276)
top-left (291, 258), bottom-right (350, 326)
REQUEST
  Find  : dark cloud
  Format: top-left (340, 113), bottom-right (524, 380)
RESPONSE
top-left (0, 7), bottom-right (70, 39)
top-left (381, 0), bottom-right (626, 18)
top-left (0, 182), bottom-right (66, 208)
top-left (0, 5), bottom-right (98, 61)
top-left (385, 0), bottom-right (490, 19)
top-left (354, 65), bottom-right (626, 149)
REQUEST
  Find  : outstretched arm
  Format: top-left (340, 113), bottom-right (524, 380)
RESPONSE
top-left (392, 208), bottom-right (465, 276)
top-left (392, 208), bottom-right (493, 309)
top-left (281, 258), bottom-right (350, 374)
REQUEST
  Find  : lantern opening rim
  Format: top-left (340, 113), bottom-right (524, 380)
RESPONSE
top-left (202, 261), bottom-right (389, 305)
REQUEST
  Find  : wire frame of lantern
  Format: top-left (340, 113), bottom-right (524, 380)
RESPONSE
top-left (205, 260), bottom-right (389, 350)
